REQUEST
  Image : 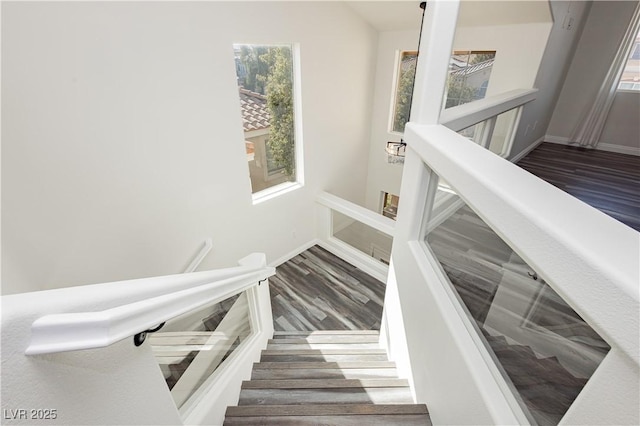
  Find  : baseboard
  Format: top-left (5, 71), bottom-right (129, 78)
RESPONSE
top-left (509, 136), bottom-right (545, 163)
top-left (316, 238), bottom-right (389, 283)
top-left (596, 142), bottom-right (640, 156)
top-left (268, 239), bottom-right (320, 268)
top-left (545, 135), bottom-right (640, 156)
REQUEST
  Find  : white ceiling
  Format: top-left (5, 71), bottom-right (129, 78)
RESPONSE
top-left (345, 1), bottom-right (423, 32)
top-left (345, 1), bottom-right (553, 32)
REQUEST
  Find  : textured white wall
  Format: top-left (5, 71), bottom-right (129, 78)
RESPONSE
top-left (1, 1), bottom-right (377, 295)
top-left (545, 1), bottom-right (639, 154)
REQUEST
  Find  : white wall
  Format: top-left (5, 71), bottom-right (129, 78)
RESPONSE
top-left (545, 1), bottom-right (640, 156)
top-left (364, 30), bottom-right (420, 212)
top-left (1, 1), bottom-right (377, 294)
top-left (506, 0), bottom-right (592, 159)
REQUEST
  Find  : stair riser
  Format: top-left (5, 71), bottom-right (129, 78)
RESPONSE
top-left (241, 378), bottom-right (409, 389)
top-left (261, 354), bottom-right (389, 362)
top-left (251, 368), bottom-right (399, 380)
top-left (224, 414), bottom-right (431, 425)
top-left (238, 387), bottom-right (414, 406)
top-left (269, 336), bottom-right (380, 344)
top-left (266, 343), bottom-right (381, 350)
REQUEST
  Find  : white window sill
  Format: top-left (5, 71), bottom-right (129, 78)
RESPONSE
top-left (616, 89), bottom-right (640, 94)
top-left (252, 181), bottom-right (302, 205)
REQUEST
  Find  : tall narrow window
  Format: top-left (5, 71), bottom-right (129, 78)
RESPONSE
top-left (618, 29), bottom-right (640, 91)
top-left (234, 44), bottom-right (299, 195)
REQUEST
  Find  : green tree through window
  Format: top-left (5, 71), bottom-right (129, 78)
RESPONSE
top-left (236, 45), bottom-right (296, 179)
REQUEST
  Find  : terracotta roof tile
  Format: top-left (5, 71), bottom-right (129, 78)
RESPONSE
top-left (239, 88), bottom-right (270, 132)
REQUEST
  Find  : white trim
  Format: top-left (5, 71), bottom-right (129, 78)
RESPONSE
top-left (184, 238), bottom-right (213, 273)
top-left (317, 191), bottom-right (396, 236)
top-left (441, 89), bottom-right (538, 132)
top-left (545, 135), bottom-right (640, 156)
top-left (26, 254), bottom-right (275, 355)
top-left (252, 181), bottom-right (302, 205)
top-left (316, 238), bottom-right (389, 283)
top-left (509, 135), bottom-right (545, 163)
top-left (268, 239), bottom-right (320, 268)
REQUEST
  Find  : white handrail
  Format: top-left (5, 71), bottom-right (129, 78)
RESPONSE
top-left (184, 238), bottom-right (213, 273)
top-left (405, 122), bottom-right (640, 363)
top-left (317, 191), bottom-right (396, 236)
top-left (25, 253), bottom-right (275, 355)
top-left (440, 88), bottom-right (538, 132)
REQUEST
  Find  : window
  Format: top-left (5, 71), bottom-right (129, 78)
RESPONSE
top-left (381, 192), bottom-right (400, 220)
top-left (234, 44), bottom-right (300, 195)
top-left (391, 50), bottom-right (496, 133)
top-left (391, 52), bottom-right (418, 133)
top-left (445, 50), bottom-right (496, 108)
top-left (618, 29), bottom-right (640, 91)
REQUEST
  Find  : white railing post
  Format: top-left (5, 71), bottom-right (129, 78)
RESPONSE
top-left (410, 0), bottom-right (460, 125)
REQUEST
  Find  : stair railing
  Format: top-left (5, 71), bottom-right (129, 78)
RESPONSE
top-left (2, 253), bottom-right (275, 425)
top-left (384, 1), bottom-right (640, 424)
top-left (316, 191), bottom-right (396, 282)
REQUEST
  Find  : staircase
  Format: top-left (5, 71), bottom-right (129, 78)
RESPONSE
top-left (224, 330), bottom-right (431, 425)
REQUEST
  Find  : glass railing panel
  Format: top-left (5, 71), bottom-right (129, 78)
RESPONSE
top-left (149, 291), bottom-right (253, 410)
top-left (424, 185), bottom-right (610, 426)
top-left (332, 210), bottom-right (393, 265)
top-left (457, 122), bottom-right (483, 143)
top-left (487, 108), bottom-right (518, 156)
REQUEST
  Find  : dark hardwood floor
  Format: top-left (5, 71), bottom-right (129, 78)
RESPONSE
top-left (270, 245), bottom-right (385, 331)
top-left (517, 142), bottom-right (640, 232)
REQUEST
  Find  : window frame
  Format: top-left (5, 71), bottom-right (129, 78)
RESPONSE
top-left (233, 43), bottom-right (304, 204)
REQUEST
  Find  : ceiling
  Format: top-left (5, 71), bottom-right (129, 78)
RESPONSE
top-left (345, 1), bottom-right (553, 32)
top-left (345, 1), bottom-right (423, 32)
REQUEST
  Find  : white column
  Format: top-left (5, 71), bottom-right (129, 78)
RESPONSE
top-left (409, 0), bottom-right (461, 125)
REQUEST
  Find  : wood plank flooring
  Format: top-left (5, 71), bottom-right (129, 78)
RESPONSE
top-left (517, 142), bottom-right (640, 231)
top-left (270, 245), bottom-right (385, 331)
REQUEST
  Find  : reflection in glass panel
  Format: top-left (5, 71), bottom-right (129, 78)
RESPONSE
top-left (333, 211), bottom-right (393, 265)
top-left (487, 108), bottom-right (518, 156)
top-left (426, 187), bottom-right (610, 425)
top-left (150, 291), bottom-right (253, 409)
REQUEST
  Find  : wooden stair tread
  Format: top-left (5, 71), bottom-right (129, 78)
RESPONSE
top-left (223, 414), bottom-right (431, 425)
top-left (269, 336), bottom-right (380, 344)
top-left (252, 367), bottom-right (399, 380)
top-left (253, 361), bottom-right (396, 369)
top-left (266, 342), bottom-right (381, 350)
top-left (261, 349), bottom-right (386, 355)
top-left (224, 330), bottom-right (431, 425)
top-left (238, 387), bottom-right (414, 405)
top-left (226, 404), bottom-right (428, 416)
top-left (242, 378), bottom-right (409, 389)
top-left (273, 330), bottom-right (380, 336)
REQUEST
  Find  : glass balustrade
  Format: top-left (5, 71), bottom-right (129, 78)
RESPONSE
top-left (149, 291), bottom-right (254, 410)
top-left (425, 183), bottom-right (610, 425)
top-left (332, 210), bottom-right (393, 265)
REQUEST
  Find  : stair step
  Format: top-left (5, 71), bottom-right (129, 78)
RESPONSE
top-left (226, 404), bottom-right (428, 416)
top-left (224, 404), bottom-right (431, 425)
top-left (252, 367), bottom-right (399, 380)
top-left (224, 414), bottom-right (431, 425)
top-left (273, 330), bottom-right (380, 337)
top-left (261, 351), bottom-right (388, 363)
top-left (266, 342), bottom-right (381, 350)
top-left (269, 335), bottom-right (380, 344)
top-left (238, 387), bottom-right (414, 406)
top-left (253, 361), bottom-right (396, 369)
top-left (241, 378), bottom-right (409, 389)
